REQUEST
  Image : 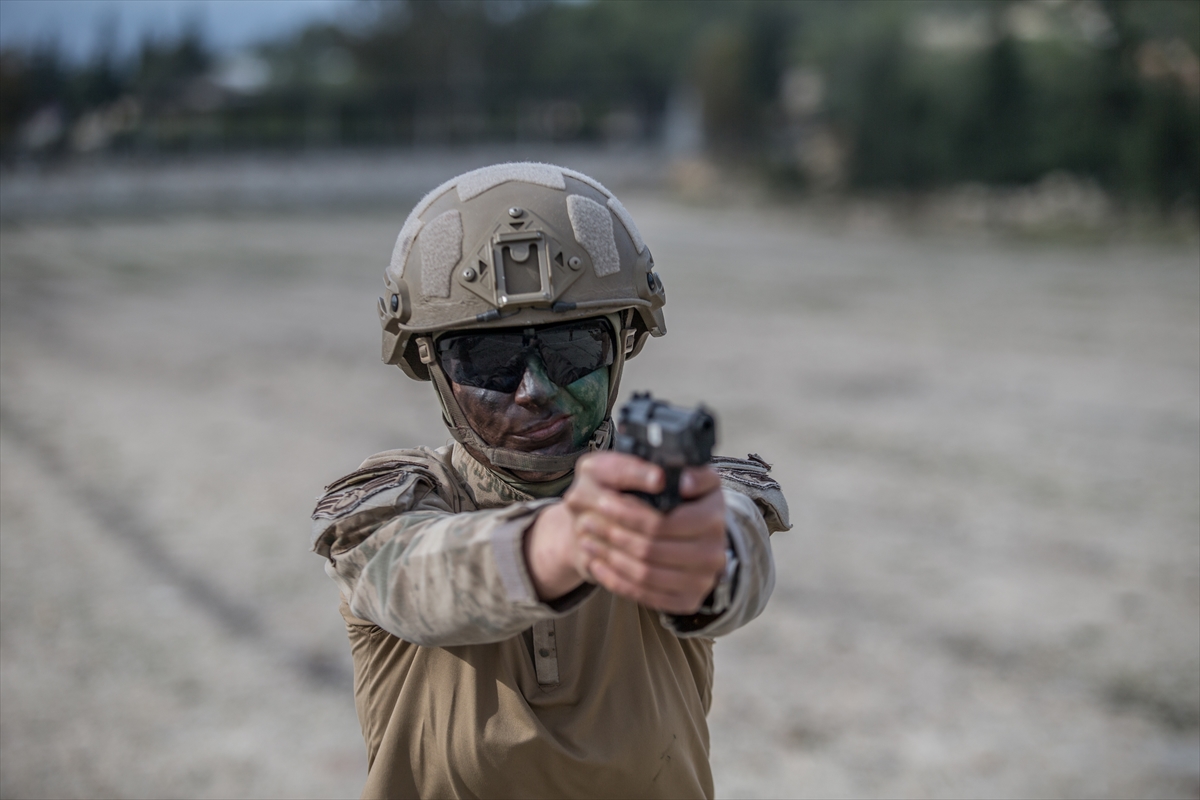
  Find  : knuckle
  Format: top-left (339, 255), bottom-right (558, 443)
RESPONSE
top-left (630, 537), bottom-right (654, 561)
top-left (564, 487), bottom-right (588, 510)
top-left (580, 512), bottom-right (605, 535)
top-left (611, 529), bottom-right (637, 555)
top-left (596, 492), bottom-right (621, 517)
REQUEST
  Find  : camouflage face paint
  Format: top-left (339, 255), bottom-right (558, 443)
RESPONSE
top-left (449, 353), bottom-right (609, 459)
top-left (562, 367), bottom-right (609, 449)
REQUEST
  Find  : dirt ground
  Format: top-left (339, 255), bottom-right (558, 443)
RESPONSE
top-left (1, 159), bottom-right (1197, 798)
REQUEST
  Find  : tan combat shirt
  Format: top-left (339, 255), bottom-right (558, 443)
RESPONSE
top-left (312, 443), bottom-right (790, 799)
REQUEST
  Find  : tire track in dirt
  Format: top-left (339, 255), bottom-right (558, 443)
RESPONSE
top-left (0, 402), bottom-right (351, 691)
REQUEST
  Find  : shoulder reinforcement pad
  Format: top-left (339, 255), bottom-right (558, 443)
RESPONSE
top-left (711, 453), bottom-right (791, 534)
top-left (313, 446), bottom-right (468, 521)
top-left (311, 447), bottom-right (473, 560)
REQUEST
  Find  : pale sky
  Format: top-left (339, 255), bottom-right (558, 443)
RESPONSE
top-left (0, 0), bottom-right (362, 62)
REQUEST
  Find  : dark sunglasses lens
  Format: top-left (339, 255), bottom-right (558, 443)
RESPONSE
top-left (537, 322), bottom-right (613, 387)
top-left (437, 319), bottom-right (614, 393)
top-left (437, 333), bottom-right (526, 393)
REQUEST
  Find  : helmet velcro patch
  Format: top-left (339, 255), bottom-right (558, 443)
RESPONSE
top-left (418, 209), bottom-right (464, 298)
top-left (456, 162), bottom-right (566, 201)
top-left (566, 194), bottom-right (620, 277)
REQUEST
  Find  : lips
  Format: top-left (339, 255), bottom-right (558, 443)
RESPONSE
top-left (512, 414), bottom-right (571, 445)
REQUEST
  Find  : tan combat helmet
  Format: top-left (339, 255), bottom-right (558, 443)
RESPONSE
top-left (378, 162), bottom-right (667, 474)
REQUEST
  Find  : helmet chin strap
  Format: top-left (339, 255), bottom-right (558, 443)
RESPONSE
top-left (426, 311), bottom-right (630, 479)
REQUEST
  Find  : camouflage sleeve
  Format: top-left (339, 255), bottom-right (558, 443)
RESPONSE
top-left (311, 458), bottom-right (573, 647)
top-left (663, 454), bottom-right (791, 639)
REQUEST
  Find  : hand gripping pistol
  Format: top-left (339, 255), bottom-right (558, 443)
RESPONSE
top-left (614, 393), bottom-right (717, 512)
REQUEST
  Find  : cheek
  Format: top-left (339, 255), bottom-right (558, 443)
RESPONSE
top-left (452, 384), bottom-right (513, 435)
top-left (564, 369), bottom-right (609, 438)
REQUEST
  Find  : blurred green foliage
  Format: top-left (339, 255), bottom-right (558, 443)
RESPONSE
top-left (832, 0), bottom-right (1199, 206)
top-left (1, 0), bottom-right (1196, 208)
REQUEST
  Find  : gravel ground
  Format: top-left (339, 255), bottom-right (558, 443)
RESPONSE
top-left (1, 173), bottom-right (1197, 798)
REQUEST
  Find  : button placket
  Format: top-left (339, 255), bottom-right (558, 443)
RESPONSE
top-left (531, 619), bottom-right (560, 685)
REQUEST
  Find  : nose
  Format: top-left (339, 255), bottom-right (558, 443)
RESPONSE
top-left (514, 354), bottom-right (557, 405)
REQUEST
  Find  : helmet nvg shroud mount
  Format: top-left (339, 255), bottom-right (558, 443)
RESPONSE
top-left (378, 162), bottom-right (667, 474)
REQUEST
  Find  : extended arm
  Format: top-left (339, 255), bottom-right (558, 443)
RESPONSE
top-left (312, 451), bottom-right (789, 645)
top-left (313, 467), bottom-right (575, 647)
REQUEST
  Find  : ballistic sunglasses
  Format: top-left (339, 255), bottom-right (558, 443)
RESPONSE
top-left (436, 318), bottom-right (614, 394)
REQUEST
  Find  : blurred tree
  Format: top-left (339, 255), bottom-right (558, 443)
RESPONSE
top-left (1138, 84), bottom-right (1200, 208)
top-left (0, 0), bottom-right (1194, 211)
top-left (691, 2), bottom-right (793, 156)
top-left (0, 41), bottom-right (71, 154)
top-left (0, 51), bottom-right (30, 149)
top-left (960, 32), bottom-right (1036, 184)
top-left (76, 12), bottom-right (125, 111)
top-left (1085, 0), bottom-right (1200, 207)
top-left (847, 33), bottom-right (958, 189)
top-left (133, 17), bottom-right (210, 110)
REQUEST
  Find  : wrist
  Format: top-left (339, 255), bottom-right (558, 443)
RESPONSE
top-left (697, 537), bottom-right (738, 616)
top-left (524, 503), bottom-right (586, 602)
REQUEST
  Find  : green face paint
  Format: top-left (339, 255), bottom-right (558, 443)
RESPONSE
top-left (449, 353), bottom-right (610, 459)
top-left (563, 367), bottom-right (609, 448)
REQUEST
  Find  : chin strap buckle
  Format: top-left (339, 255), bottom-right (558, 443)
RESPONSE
top-left (622, 328), bottom-right (636, 356)
top-left (588, 418), bottom-right (614, 452)
top-left (416, 337), bottom-right (435, 365)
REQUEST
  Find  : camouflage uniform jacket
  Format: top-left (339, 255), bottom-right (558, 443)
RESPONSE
top-left (312, 442), bottom-right (790, 799)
